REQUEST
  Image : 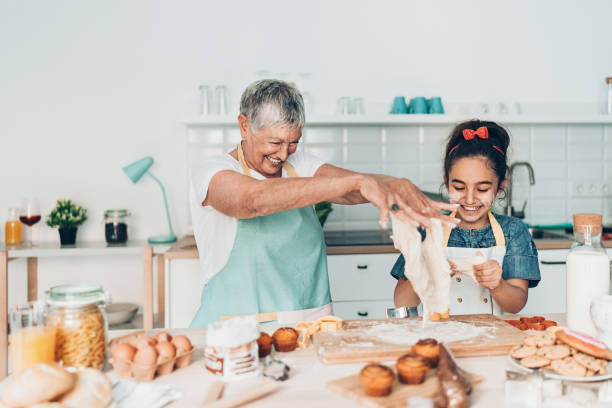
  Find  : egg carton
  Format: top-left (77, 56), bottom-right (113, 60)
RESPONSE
top-left (108, 330), bottom-right (195, 382)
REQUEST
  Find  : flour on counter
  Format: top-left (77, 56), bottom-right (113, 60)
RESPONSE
top-left (363, 320), bottom-right (493, 345)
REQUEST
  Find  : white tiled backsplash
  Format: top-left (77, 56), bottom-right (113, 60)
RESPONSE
top-left (187, 124), bottom-right (612, 230)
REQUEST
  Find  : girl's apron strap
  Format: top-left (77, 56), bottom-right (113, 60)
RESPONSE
top-left (237, 143), bottom-right (299, 178)
top-left (443, 211), bottom-right (505, 247)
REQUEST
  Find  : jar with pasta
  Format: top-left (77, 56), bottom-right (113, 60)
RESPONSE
top-left (45, 283), bottom-right (109, 370)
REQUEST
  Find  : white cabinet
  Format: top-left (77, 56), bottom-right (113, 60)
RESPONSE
top-left (165, 258), bottom-right (202, 329)
top-left (327, 253), bottom-right (398, 320)
top-left (521, 249), bottom-right (568, 315)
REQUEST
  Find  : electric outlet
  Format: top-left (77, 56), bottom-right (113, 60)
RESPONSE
top-left (571, 180), bottom-right (606, 197)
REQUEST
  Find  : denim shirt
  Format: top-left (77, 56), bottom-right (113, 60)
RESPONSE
top-left (390, 213), bottom-right (541, 288)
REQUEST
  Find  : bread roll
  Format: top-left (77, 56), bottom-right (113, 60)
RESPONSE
top-left (0, 363), bottom-right (75, 407)
top-left (59, 368), bottom-right (113, 408)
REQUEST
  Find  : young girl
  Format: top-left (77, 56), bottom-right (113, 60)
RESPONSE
top-left (391, 120), bottom-right (540, 314)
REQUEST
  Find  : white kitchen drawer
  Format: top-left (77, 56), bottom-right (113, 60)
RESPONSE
top-left (332, 300), bottom-right (394, 320)
top-left (521, 250), bottom-right (568, 315)
top-left (327, 254), bottom-right (399, 301)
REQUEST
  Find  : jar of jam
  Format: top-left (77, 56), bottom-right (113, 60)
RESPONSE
top-left (104, 209), bottom-right (130, 244)
top-left (45, 283), bottom-right (109, 370)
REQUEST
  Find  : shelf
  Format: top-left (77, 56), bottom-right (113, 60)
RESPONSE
top-left (0, 241), bottom-right (170, 257)
top-left (181, 114), bottom-right (612, 126)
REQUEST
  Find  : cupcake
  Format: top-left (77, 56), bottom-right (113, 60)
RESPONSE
top-left (359, 363), bottom-right (395, 397)
top-left (257, 332), bottom-right (273, 358)
top-left (272, 327), bottom-right (299, 352)
top-left (396, 353), bottom-right (430, 384)
top-left (412, 338), bottom-right (441, 368)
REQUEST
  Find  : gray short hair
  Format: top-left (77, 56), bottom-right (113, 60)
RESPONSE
top-left (239, 79), bottom-right (305, 133)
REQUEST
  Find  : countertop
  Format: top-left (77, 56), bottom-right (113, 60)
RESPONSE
top-left (101, 314), bottom-right (580, 407)
top-left (164, 231), bottom-right (610, 258)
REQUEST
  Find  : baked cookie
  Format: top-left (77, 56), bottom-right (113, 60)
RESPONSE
top-left (550, 357), bottom-right (587, 377)
top-left (555, 329), bottom-right (612, 360)
top-left (573, 352), bottom-right (608, 374)
top-left (510, 345), bottom-right (537, 359)
top-left (536, 345), bottom-right (570, 360)
top-left (359, 363), bottom-right (395, 397)
top-left (524, 332), bottom-right (554, 347)
top-left (520, 356), bottom-right (550, 369)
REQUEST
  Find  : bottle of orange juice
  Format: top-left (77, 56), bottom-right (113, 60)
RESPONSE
top-left (5, 208), bottom-right (23, 245)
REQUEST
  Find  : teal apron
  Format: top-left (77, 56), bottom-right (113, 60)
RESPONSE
top-left (190, 144), bottom-right (331, 327)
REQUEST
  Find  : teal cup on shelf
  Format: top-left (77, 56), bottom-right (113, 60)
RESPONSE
top-left (390, 96), bottom-right (409, 114)
top-left (408, 96), bottom-right (428, 114)
top-left (427, 97), bottom-right (444, 114)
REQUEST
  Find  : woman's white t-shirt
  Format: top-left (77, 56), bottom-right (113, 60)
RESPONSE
top-left (189, 149), bottom-right (325, 286)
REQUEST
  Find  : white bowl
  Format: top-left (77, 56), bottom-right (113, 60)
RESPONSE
top-left (106, 302), bottom-right (138, 326)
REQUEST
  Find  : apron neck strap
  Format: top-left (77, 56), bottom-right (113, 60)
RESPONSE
top-left (236, 142), bottom-right (299, 178)
top-left (443, 211), bottom-right (505, 247)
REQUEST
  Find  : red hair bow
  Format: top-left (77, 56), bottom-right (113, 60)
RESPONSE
top-left (462, 126), bottom-right (488, 140)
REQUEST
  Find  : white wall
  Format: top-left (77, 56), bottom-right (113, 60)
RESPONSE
top-left (2, 0), bottom-right (611, 312)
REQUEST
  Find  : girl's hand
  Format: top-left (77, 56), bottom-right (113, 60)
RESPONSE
top-left (448, 260), bottom-right (459, 277)
top-left (473, 260), bottom-right (503, 290)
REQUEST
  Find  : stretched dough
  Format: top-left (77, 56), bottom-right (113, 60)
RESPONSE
top-left (449, 255), bottom-right (486, 282)
top-left (391, 216), bottom-right (451, 321)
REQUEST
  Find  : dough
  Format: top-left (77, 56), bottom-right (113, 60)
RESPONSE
top-left (391, 216), bottom-right (451, 320)
top-left (449, 255), bottom-right (486, 282)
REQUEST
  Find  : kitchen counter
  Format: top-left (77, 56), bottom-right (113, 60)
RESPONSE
top-left (165, 232), bottom-right (611, 258)
top-left (103, 314), bottom-right (575, 407)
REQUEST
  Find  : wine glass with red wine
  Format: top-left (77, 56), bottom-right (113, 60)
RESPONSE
top-left (20, 198), bottom-right (41, 246)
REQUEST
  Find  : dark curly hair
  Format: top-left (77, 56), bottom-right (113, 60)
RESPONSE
top-left (443, 119), bottom-right (510, 191)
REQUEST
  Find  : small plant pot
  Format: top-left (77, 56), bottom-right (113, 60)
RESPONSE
top-left (58, 227), bottom-right (78, 245)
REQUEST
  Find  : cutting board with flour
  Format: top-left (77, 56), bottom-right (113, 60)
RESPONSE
top-left (314, 314), bottom-right (524, 364)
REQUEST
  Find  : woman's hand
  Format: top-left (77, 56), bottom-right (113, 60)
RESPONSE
top-left (358, 174), bottom-right (459, 228)
top-left (473, 260), bottom-right (503, 290)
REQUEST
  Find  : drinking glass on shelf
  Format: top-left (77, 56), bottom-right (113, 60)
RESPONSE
top-left (9, 302), bottom-right (56, 375)
top-left (20, 198), bottom-right (41, 247)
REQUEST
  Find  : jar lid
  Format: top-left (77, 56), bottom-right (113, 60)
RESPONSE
top-left (573, 213), bottom-right (603, 234)
top-left (104, 209), bottom-right (130, 217)
top-left (47, 283), bottom-right (107, 307)
top-left (206, 317), bottom-right (259, 348)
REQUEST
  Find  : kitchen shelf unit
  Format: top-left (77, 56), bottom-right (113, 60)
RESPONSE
top-left (181, 114), bottom-right (612, 126)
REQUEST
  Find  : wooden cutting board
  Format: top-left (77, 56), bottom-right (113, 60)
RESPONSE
top-left (315, 314), bottom-right (524, 364)
top-left (327, 366), bottom-right (483, 408)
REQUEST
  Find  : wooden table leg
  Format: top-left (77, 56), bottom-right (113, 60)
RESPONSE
top-left (157, 254), bottom-right (165, 324)
top-left (27, 257), bottom-right (38, 302)
top-left (143, 247), bottom-right (153, 330)
top-left (1, 250), bottom-right (8, 380)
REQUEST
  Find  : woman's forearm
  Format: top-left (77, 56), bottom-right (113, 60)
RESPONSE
top-left (489, 279), bottom-right (528, 314)
top-left (394, 279), bottom-right (421, 307)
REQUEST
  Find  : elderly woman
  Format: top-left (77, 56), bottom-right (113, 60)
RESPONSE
top-left (189, 79), bottom-right (457, 326)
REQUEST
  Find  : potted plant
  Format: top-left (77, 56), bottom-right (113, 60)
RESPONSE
top-left (46, 199), bottom-right (88, 245)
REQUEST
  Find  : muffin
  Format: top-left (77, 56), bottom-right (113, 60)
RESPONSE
top-left (257, 332), bottom-right (273, 358)
top-left (359, 363), bottom-right (395, 397)
top-left (412, 338), bottom-right (441, 368)
top-left (272, 327), bottom-right (299, 352)
top-left (396, 353), bottom-right (430, 384)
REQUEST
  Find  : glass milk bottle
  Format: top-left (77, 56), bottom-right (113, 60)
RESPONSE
top-left (566, 213), bottom-right (611, 336)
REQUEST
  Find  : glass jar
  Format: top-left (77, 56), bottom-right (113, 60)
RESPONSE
top-left (104, 209), bottom-right (130, 244)
top-left (5, 207), bottom-right (23, 245)
top-left (566, 213), bottom-right (611, 336)
top-left (607, 76), bottom-right (612, 115)
top-left (45, 284), bottom-right (109, 369)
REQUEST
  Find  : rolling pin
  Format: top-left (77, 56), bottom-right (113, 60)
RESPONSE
top-left (201, 381), bottom-right (280, 408)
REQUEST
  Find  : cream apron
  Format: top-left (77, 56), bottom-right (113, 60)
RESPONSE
top-left (190, 144), bottom-right (332, 326)
top-left (442, 212), bottom-right (506, 315)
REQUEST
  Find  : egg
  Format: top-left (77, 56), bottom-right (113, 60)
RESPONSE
top-left (112, 343), bottom-right (136, 362)
top-left (171, 335), bottom-right (192, 354)
top-left (155, 341), bottom-right (176, 363)
top-left (133, 345), bottom-right (158, 366)
top-left (154, 331), bottom-right (173, 343)
top-left (135, 335), bottom-right (157, 349)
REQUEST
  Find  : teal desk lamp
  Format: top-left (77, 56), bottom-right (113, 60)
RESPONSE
top-left (122, 156), bottom-right (177, 244)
